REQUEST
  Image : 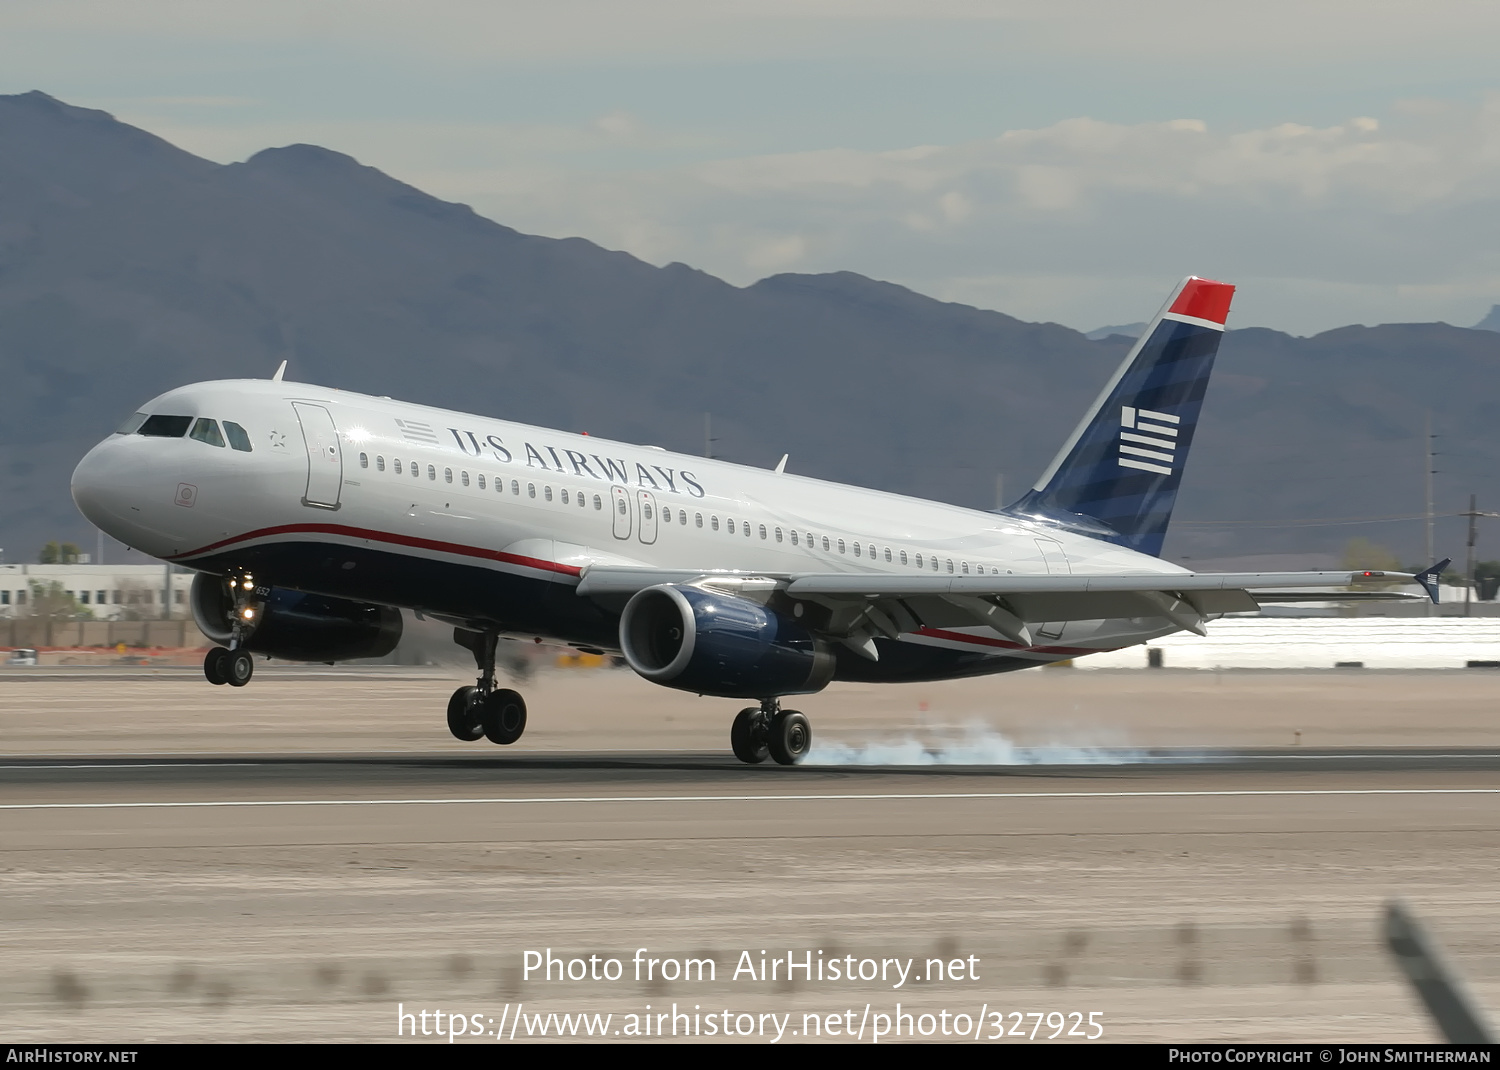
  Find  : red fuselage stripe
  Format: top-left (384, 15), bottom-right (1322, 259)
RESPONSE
top-left (167, 523), bottom-right (583, 577)
top-left (914, 625), bottom-right (1107, 658)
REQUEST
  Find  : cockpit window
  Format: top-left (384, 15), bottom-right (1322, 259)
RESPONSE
top-left (223, 421), bottom-right (253, 452)
top-left (189, 418), bottom-right (226, 448)
top-left (137, 415), bottom-right (192, 438)
top-left (115, 412), bottom-right (148, 435)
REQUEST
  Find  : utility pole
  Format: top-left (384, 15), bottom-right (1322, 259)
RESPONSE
top-left (1458, 495), bottom-right (1500, 617)
top-left (1424, 411), bottom-right (1437, 567)
top-left (1423, 413), bottom-right (1439, 617)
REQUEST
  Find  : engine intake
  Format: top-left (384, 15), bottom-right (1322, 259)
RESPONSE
top-left (619, 584), bottom-right (833, 699)
top-left (191, 573), bottom-right (402, 663)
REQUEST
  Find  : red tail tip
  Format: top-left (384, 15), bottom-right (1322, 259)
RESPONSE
top-left (1168, 277), bottom-right (1235, 325)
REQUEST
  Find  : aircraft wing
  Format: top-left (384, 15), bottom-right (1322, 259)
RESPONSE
top-left (577, 565), bottom-right (1439, 606)
top-left (577, 562), bottom-right (1444, 652)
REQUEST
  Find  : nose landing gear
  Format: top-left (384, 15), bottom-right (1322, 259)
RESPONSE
top-left (731, 698), bottom-right (812, 766)
top-left (447, 630), bottom-right (528, 746)
top-left (202, 572), bottom-right (260, 687)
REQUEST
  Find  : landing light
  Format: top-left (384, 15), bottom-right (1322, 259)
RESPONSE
top-left (242, 608), bottom-right (256, 620)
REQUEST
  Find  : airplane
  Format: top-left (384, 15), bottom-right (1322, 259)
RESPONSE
top-left (69, 276), bottom-right (1445, 765)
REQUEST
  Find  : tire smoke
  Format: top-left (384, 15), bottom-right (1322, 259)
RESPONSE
top-left (805, 720), bottom-right (1148, 766)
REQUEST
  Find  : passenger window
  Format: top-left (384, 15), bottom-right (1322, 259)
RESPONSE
top-left (223, 421), bottom-right (253, 452)
top-left (822, 536), bottom-right (830, 551)
top-left (477, 474), bottom-right (485, 489)
top-left (358, 452), bottom-right (368, 468)
top-left (460, 471), bottom-right (469, 487)
top-left (643, 503), bottom-right (652, 520)
top-left (579, 493), bottom-right (587, 508)
top-left (561, 489), bottom-right (569, 505)
top-left (884, 548), bottom-right (892, 562)
top-left (412, 461), bottom-right (420, 478)
top-left (513, 480), bottom-right (521, 494)
top-left (594, 494), bottom-right (603, 510)
top-left (711, 516), bottom-right (719, 531)
top-left (744, 522), bottom-right (751, 537)
top-left (116, 412), bottom-right (148, 435)
top-left (544, 486), bottom-right (553, 501)
top-left (760, 525), bottom-right (767, 540)
top-left (915, 553), bottom-right (923, 568)
top-left (696, 513), bottom-right (704, 528)
top-left (900, 550), bottom-right (908, 565)
top-left (727, 518), bottom-right (735, 534)
top-left (138, 414), bottom-right (192, 438)
top-left (428, 465), bottom-right (436, 480)
top-left (394, 459), bottom-right (402, 474)
top-left (790, 531), bottom-right (798, 546)
top-left (528, 483), bottom-right (536, 498)
top-left (617, 498), bottom-right (626, 515)
top-left (376, 456), bottom-right (386, 472)
top-left (661, 507), bottom-right (671, 523)
top-left (837, 539), bottom-right (846, 554)
top-left (445, 468), bottom-right (453, 484)
top-left (853, 542), bottom-right (861, 557)
top-left (962, 562), bottom-right (969, 573)
top-left (775, 527), bottom-right (783, 543)
top-left (933, 557), bottom-right (941, 571)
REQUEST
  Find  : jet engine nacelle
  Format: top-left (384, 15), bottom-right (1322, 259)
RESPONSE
top-left (619, 584), bottom-right (834, 699)
top-left (191, 572), bottom-right (402, 663)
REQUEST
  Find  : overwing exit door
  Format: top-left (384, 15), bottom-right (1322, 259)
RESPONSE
top-left (292, 402), bottom-right (342, 510)
top-left (610, 485), bottom-right (632, 539)
top-left (637, 490), bottom-right (658, 545)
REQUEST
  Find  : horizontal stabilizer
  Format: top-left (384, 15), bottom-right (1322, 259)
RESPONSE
top-left (1411, 559), bottom-right (1450, 604)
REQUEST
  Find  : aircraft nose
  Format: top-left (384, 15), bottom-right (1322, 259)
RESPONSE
top-left (71, 437), bottom-right (134, 535)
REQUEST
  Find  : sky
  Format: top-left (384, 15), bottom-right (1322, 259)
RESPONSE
top-left (4, 0), bottom-right (1500, 335)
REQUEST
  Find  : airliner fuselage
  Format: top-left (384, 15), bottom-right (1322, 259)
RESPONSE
top-left (69, 277), bottom-right (1428, 764)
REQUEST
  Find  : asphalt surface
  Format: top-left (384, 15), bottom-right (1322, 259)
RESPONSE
top-left (2, 670), bottom-right (1498, 1043)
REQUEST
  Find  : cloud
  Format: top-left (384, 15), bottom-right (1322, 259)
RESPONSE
top-left (401, 99), bottom-right (1500, 333)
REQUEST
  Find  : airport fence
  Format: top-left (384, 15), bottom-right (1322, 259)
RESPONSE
top-left (0, 618), bottom-right (205, 650)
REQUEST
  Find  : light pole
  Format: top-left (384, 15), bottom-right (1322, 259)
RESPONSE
top-left (1458, 495), bottom-right (1500, 617)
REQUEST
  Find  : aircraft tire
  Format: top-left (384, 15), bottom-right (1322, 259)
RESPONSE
top-left (767, 710), bottom-right (812, 766)
top-left (203, 647), bottom-right (229, 686)
top-left (446, 686), bottom-right (484, 741)
top-left (225, 649), bottom-right (254, 687)
top-left (730, 707), bottom-right (769, 764)
top-left (482, 688), bottom-right (527, 745)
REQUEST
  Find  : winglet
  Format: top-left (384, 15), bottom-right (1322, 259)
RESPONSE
top-left (1412, 559), bottom-right (1450, 604)
top-left (272, 360), bottom-right (287, 382)
top-left (774, 454), bottom-right (788, 474)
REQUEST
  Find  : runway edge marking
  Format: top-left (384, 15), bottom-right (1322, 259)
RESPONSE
top-left (2, 788), bottom-right (1499, 811)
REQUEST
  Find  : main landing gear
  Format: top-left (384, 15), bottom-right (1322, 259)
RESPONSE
top-left (731, 698), bottom-right (812, 766)
top-left (447, 630), bottom-right (527, 746)
top-left (203, 571), bottom-right (259, 687)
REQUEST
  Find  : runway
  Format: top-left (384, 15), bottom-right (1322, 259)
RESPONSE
top-left (2, 670), bottom-right (1498, 1042)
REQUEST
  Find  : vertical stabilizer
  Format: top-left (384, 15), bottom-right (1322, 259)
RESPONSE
top-left (1004, 276), bottom-right (1234, 557)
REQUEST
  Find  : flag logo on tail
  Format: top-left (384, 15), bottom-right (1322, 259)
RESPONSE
top-left (1119, 405), bottom-right (1179, 475)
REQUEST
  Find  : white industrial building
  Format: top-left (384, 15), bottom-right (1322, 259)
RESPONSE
top-left (0, 563), bottom-right (194, 620)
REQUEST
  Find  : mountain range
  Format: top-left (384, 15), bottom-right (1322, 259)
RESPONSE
top-left (1, 90), bottom-right (1497, 569)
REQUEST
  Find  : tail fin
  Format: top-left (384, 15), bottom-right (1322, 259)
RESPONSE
top-left (1003, 276), bottom-right (1235, 557)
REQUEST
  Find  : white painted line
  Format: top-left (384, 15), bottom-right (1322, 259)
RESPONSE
top-left (1, 788), bottom-right (1497, 811)
top-left (0, 763), bottom-right (263, 770)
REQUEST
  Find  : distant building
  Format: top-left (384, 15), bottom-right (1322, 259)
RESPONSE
top-left (0, 563), bottom-right (194, 620)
